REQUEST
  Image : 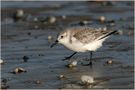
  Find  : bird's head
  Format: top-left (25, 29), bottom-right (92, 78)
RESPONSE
top-left (50, 31), bottom-right (69, 48)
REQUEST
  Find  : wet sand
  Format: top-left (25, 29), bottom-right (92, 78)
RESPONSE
top-left (1, 1), bottom-right (134, 89)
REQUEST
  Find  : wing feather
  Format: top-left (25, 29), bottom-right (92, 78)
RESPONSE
top-left (73, 27), bottom-right (110, 44)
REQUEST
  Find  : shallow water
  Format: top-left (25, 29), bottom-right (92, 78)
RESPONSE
top-left (1, 1), bottom-right (134, 89)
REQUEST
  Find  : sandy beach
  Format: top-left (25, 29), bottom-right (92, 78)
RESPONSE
top-left (1, 1), bottom-right (134, 89)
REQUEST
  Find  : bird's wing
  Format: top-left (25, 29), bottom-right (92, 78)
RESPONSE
top-left (73, 28), bottom-right (111, 44)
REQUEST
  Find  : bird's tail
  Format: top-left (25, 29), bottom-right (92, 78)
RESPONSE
top-left (98, 30), bottom-right (117, 40)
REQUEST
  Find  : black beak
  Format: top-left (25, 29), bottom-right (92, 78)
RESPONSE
top-left (50, 40), bottom-right (58, 48)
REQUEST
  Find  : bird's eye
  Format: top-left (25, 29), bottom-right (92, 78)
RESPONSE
top-left (61, 36), bottom-right (64, 38)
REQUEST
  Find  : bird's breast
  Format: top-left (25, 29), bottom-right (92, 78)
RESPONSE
top-left (62, 41), bottom-right (87, 52)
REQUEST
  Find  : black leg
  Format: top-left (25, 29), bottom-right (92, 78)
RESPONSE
top-left (63, 52), bottom-right (77, 60)
top-left (89, 51), bottom-right (93, 67)
top-left (82, 51), bottom-right (93, 67)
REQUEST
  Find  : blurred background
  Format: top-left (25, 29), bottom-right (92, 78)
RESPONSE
top-left (1, 1), bottom-right (134, 89)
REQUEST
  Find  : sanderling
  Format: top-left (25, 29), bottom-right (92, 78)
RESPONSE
top-left (51, 26), bottom-right (116, 67)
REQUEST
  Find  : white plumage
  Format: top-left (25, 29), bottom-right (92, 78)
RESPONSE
top-left (57, 26), bottom-right (114, 52)
top-left (51, 26), bottom-right (116, 63)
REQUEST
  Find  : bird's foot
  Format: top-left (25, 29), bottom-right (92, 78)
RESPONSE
top-left (81, 62), bottom-right (93, 68)
top-left (62, 56), bottom-right (72, 61)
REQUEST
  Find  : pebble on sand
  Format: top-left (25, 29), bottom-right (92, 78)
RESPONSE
top-left (48, 35), bottom-right (53, 40)
top-left (11, 67), bottom-right (27, 74)
top-left (35, 80), bottom-right (42, 84)
top-left (46, 16), bottom-right (56, 24)
top-left (33, 17), bottom-right (38, 22)
top-left (81, 75), bottom-right (94, 86)
top-left (79, 20), bottom-right (89, 26)
top-left (14, 9), bottom-right (24, 21)
top-left (58, 74), bottom-right (66, 79)
top-left (106, 60), bottom-right (113, 64)
top-left (68, 60), bottom-right (78, 68)
top-left (99, 16), bottom-right (105, 23)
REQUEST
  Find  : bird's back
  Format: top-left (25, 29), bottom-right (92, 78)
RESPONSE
top-left (60, 26), bottom-right (116, 52)
top-left (68, 26), bottom-right (113, 44)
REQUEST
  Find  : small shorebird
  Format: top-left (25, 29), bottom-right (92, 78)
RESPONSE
top-left (51, 26), bottom-right (116, 67)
